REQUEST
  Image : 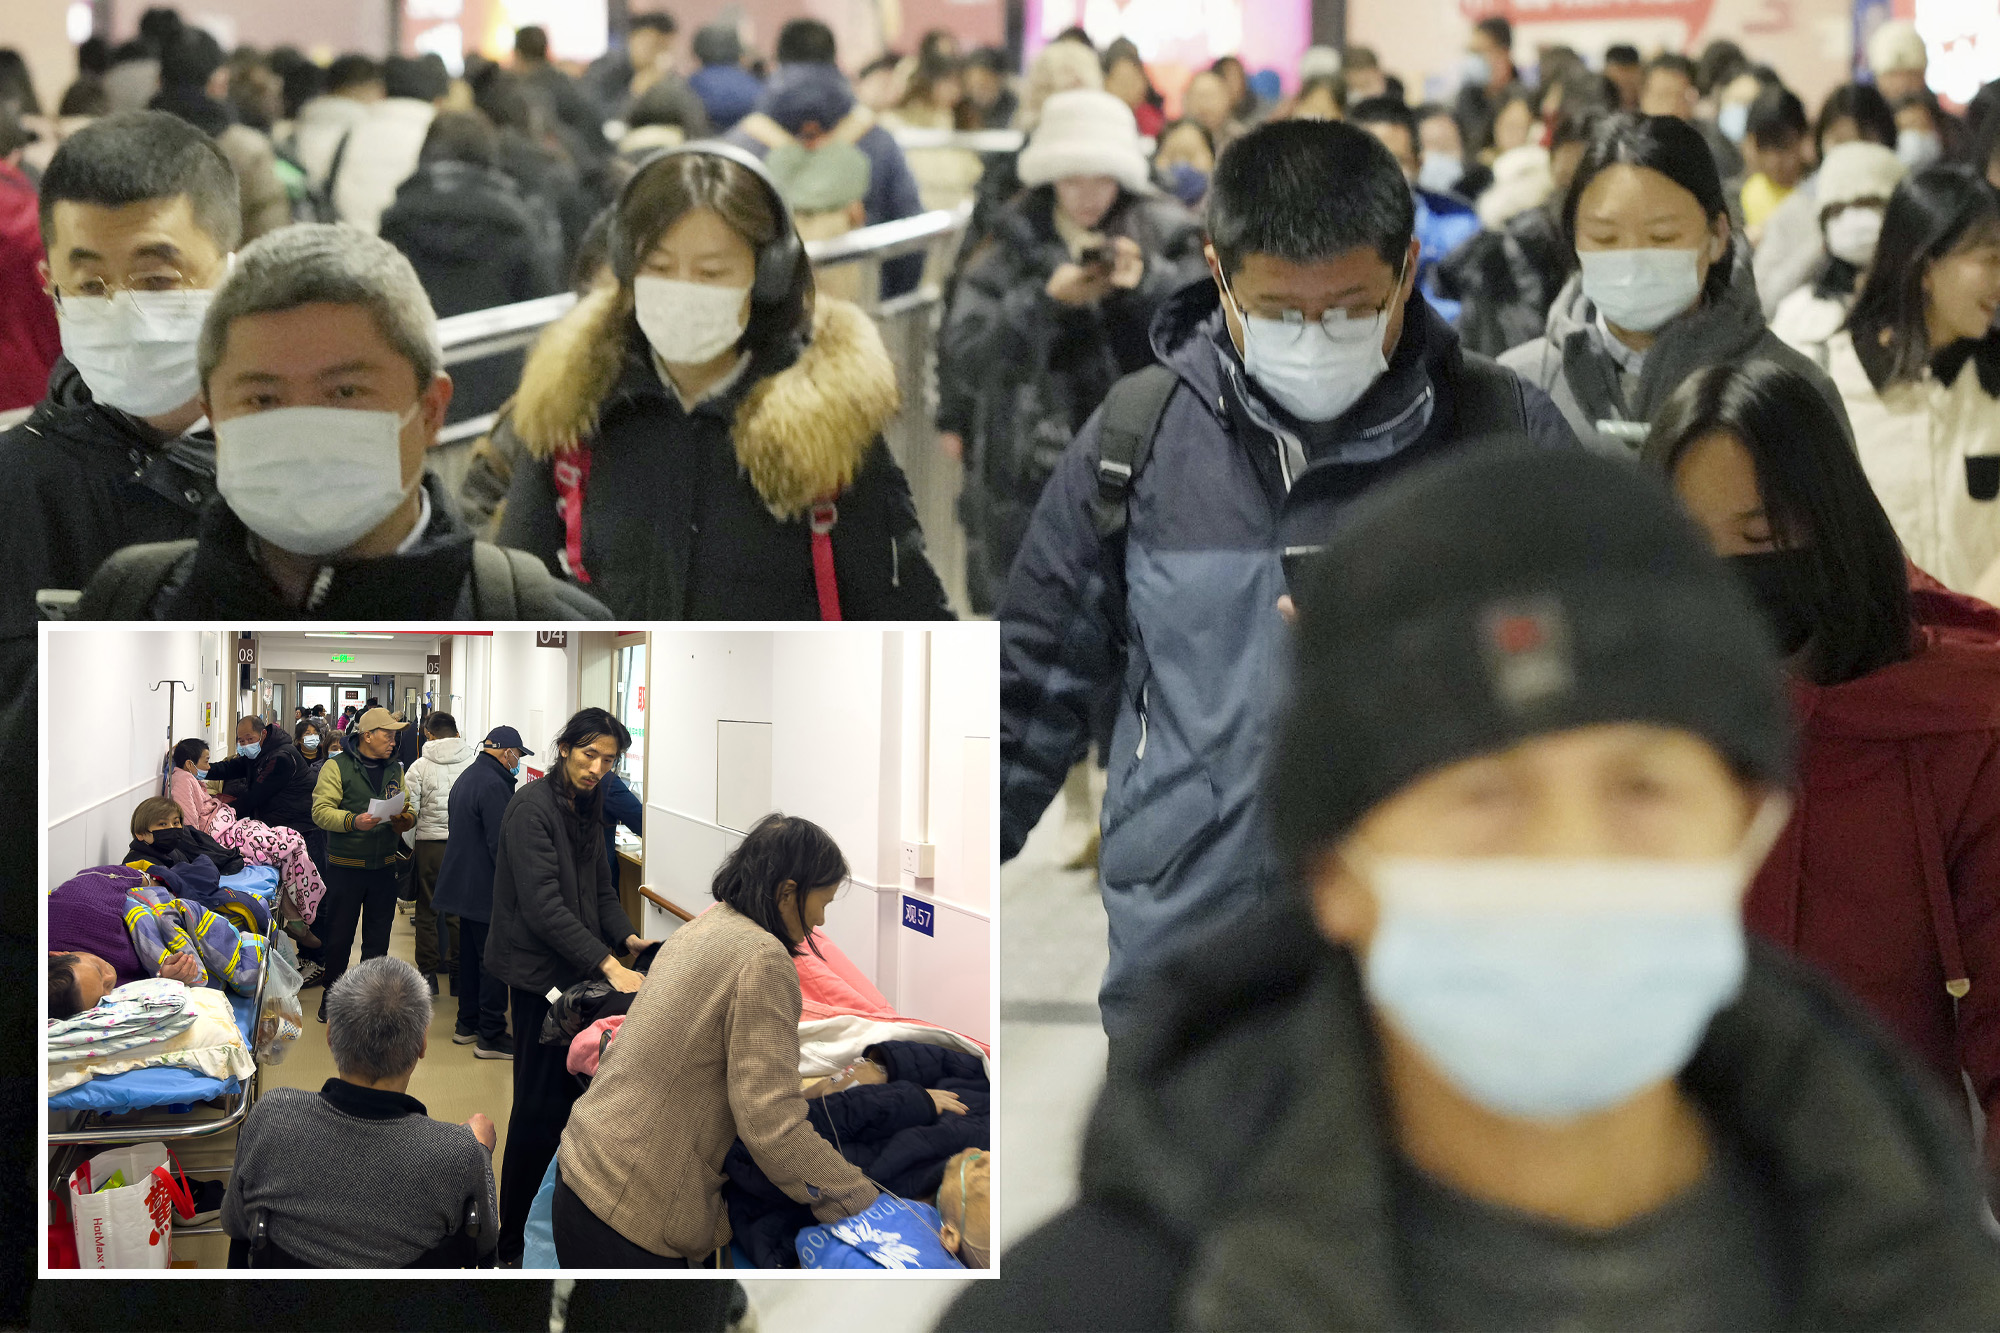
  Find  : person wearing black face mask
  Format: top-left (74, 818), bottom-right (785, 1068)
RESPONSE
top-left (1645, 360), bottom-right (2000, 1203)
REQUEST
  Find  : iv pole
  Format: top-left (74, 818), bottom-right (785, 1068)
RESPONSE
top-left (153, 679), bottom-right (191, 796)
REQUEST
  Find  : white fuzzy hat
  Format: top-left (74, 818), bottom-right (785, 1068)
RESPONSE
top-left (1017, 89), bottom-right (1155, 194)
top-left (1867, 19), bottom-right (1927, 75)
top-left (1816, 140), bottom-right (1907, 209)
top-left (1475, 145), bottom-right (1553, 230)
top-left (1300, 45), bottom-right (1342, 82)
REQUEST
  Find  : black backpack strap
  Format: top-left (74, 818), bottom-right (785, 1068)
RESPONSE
top-left (1454, 353), bottom-right (1531, 440)
top-left (324, 129), bottom-right (352, 205)
top-left (75, 541), bottom-right (195, 619)
top-left (1089, 364), bottom-right (1181, 544)
top-left (469, 543), bottom-right (524, 620)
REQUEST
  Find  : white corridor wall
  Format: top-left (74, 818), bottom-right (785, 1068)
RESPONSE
top-left (45, 629), bottom-right (226, 887)
top-left (643, 627), bottom-right (997, 1044)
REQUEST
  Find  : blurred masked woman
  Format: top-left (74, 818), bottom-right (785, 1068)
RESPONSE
top-left (1823, 165), bottom-right (2000, 595)
top-left (1501, 113), bottom-right (1849, 455)
top-left (492, 143), bottom-right (952, 620)
top-left (554, 813), bottom-right (880, 1265)
top-left (1644, 360), bottom-right (2000, 1195)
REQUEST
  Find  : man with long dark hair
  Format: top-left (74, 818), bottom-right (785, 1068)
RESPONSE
top-left (484, 707), bottom-right (657, 1265)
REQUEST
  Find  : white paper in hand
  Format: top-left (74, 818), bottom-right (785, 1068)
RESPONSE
top-left (366, 793), bottom-right (404, 820)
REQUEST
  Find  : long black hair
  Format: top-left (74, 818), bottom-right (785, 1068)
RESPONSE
top-left (1815, 82), bottom-right (1897, 157)
top-left (1642, 361), bottom-right (1913, 685)
top-left (711, 812), bottom-right (848, 958)
top-left (550, 707), bottom-right (630, 821)
top-left (171, 737), bottom-right (208, 770)
top-left (1849, 164), bottom-right (2000, 394)
top-left (1562, 113), bottom-right (1733, 300)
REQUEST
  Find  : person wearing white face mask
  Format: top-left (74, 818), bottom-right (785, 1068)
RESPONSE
top-left (1501, 112), bottom-right (1853, 456)
top-left (996, 118), bottom-right (1578, 1040)
top-left (1769, 141), bottom-right (1905, 366)
top-left (0, 110), bottom-right (239, 633)
top-left (492, 142), bottom-right (952, 620)
top-left (947, 446), bottom-right (2000, 1332)
top-left (73, 223), bottom-right (611, 620)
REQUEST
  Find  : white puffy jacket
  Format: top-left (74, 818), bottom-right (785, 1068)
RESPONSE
top-left (1830, 329), bottom-right (2000, 592)
top-left (331, 97), bottom-right (435, 233)
top-left (405, 736), bottom-right (476, 842)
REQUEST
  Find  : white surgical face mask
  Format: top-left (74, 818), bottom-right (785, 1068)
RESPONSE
top-left (1356, 800), bottom-right (1785, 1121)
top-left (1897, 128), bottom-right (1942, 170)
top-left (1716, 102), bottom-right (1750, 145)
top-left (56, 289), bottom-right (215, 418)
top-left (1416, 153), bottom-right (1464, 196)
top-left (633, 275), bottom-right (749, 367)
top-left (1222, 261), bottom-right (1402, 423)
top-left (1824, 205), bottom-right (1884, 268)
top-left (1577, 244), bottom-right (1709, 334)
top-left (216, 403), bottom-right (420, 557)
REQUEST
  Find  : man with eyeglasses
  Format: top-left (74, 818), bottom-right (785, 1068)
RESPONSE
top-left (998, 118), bottom-right (1580, 1041)
top-left (0, 110), bottom-right (239, 632)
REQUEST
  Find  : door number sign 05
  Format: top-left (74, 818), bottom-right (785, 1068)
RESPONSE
top-left (901, 896), bottom-right (935, 936)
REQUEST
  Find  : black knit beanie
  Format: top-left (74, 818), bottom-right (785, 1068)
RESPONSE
top-left (1270, 446), bottom-right (1794, 874)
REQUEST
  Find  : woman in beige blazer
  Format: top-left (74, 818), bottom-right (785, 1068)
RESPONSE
top-left (551, 813), bottom-right (879, 1266)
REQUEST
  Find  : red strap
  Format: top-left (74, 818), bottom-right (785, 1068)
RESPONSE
top-left (809, 499), bottom-right (841, 621)
top-left (552, 448), bottom-right (594, 585)
top-left (154, 1153), bottom-right (195, 1221)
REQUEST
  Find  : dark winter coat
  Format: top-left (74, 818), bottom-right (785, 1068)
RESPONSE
top-left (203, 722), bottom-right (316, 837)
top-left (78, 472), bottom-right (612, 621)
top-left (941, 904), bottom-right (2000, 1331)
top-left (0, 358), bottom-right (217, 631)
top-left (484, 775), bottom-right (637, 996)
top-left (380, 160), bottom-right (562, 317)
top-left (431, 750), bottom-right (516, 925)
top-left (999, 281), bottom-right (1580, 1035)
top-left (689, 64), bottom-right (763, 131)
top-left (940, 185), bottom-right (1207, 611)
top-left (1755, 578), bottom-right (2000, 1193)
top-left (1436, 201), bottom-right (1569, 357)
top-left (599, 772), bottom-right (642, 882)
top-left (726, 62), bottom-right (926, 299)
top-left (724, 1040), bottom-right (989, 1267)
top-left (492, 289), bottom-right (952, 621)
top-left (125, 828), bottom-right (245, 878)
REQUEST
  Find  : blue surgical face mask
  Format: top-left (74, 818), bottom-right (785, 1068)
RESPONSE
top-left (1219, 256), bottom-right (1405, 423)
top-left (238, 741), bottom-right (262, 760)
top-left (1578, 243), bottom-right (1712, 334)
top-left (195, 768), bottom-right (208, 781)
top-left (1717, 102), bottom-right (1749, 144)
top-left (1354, 801), bottom-right (1785, 1121)
top-left (1166, 161), bottom-right (1209, 207)
top-left (1897, 127), bottom-right (1942, 170)
top-left (1459, 52), bottom-right (1492, 89)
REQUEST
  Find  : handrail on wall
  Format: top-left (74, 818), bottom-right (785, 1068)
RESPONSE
top-left (639, 885), bottom-right (696, 922)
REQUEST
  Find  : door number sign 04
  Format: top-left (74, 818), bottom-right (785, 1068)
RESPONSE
top-left (901, 896), bottom-right (935, 936)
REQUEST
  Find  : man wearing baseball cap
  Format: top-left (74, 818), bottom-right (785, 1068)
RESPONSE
top-left (949, 448), bottom-right (2000, 1328)
top-left (433, 725), bottom-right (534, 1060)
top-left (310, 705), bottom-right (416, 1022)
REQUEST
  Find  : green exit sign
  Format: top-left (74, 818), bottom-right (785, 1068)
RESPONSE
top-left (330, 653), bottom-right (356, 663)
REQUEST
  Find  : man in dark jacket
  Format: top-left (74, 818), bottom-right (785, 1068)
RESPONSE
top-left (0, 110), bottom-right (239, 634)
top-left (70, 222), bottom-right (610, 621)
top-left (310, 706), bottom-right (415, 1024)
top-left (999, 118), bottom-right (1579, 1040)
top-left (485, 707), bottom-right (650, 1264)
top-left (511, 26), bottom-right (608, 160)
top-left (205, 712), bottom-right (316, 840)
top-left (433, 725), bottom-right (529, 1060)
top-left (953, 448), bottom-right (2000, 1331)
top-left (725, 20), bottom-right (926, 299)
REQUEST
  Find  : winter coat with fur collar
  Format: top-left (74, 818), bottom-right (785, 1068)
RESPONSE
top-left (491, 289), bottom-right (953, 621)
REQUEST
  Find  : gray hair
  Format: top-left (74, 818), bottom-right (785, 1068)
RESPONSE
top-left (324, 956), bottom-right (432, 1080)
top-left (197, 223), bottom-right (443, 392)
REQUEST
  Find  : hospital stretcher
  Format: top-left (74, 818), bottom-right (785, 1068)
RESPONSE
top-left (47, 865), bottom-right (281, 1249)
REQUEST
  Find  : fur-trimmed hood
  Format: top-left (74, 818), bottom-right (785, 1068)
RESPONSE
top-left (509, 287), bottom-right (900, 518)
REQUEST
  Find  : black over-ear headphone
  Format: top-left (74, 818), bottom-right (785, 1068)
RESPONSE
top-left (607, 140), bottom-right (805, 304)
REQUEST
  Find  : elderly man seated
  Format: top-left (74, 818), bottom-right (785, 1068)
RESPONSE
top-left (221, 956), bottom-right (498, 1267)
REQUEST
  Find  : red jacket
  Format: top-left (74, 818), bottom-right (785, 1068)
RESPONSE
top-left (0, 161), bottom-right (57, 412)
top-left (1750, 578), bottom-right (2000, 1185)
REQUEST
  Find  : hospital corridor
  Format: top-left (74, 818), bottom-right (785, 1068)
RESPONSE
top-left (42, 626), bottom-right (999, 1308)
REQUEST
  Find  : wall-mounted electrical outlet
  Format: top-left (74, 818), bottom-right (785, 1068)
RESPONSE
top-left (901, 841), bottom-right (936, 878)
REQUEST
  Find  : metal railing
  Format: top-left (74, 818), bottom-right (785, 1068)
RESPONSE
top-left (430, 204), bottom-right (976, 615)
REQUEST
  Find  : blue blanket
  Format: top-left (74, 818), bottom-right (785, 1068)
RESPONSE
top-left (797, 1196), bottom-right (963, 1270)
top-left (47, 979), bottom-right (257, 1113)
